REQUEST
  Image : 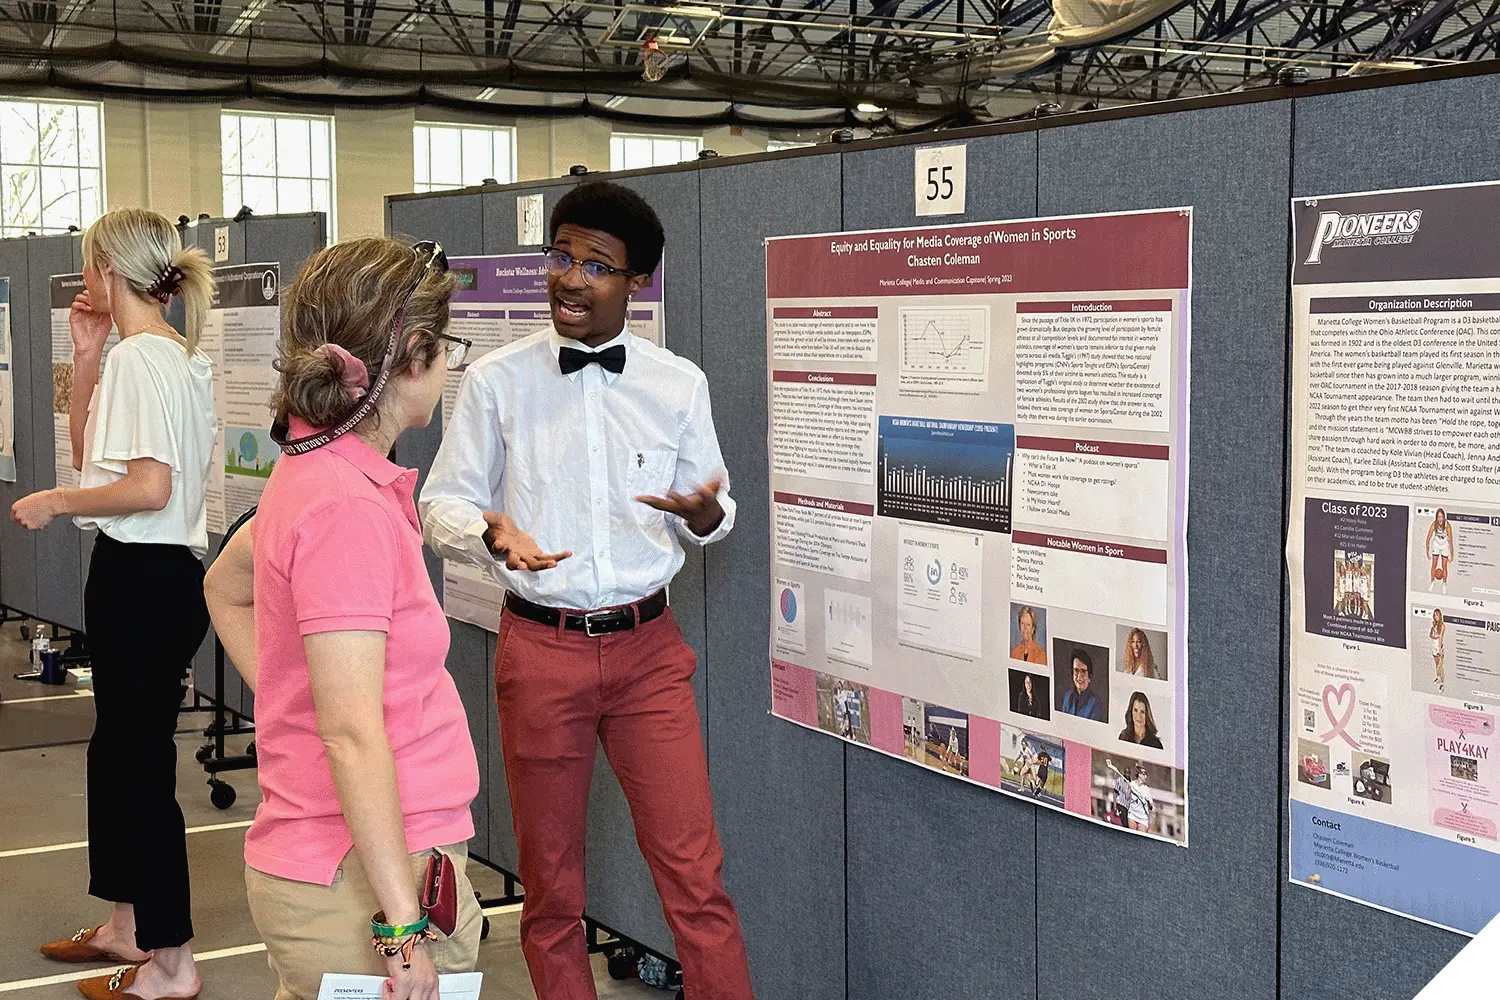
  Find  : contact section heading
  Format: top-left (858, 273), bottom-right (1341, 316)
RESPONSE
top-left (766, 210), bottom-right (1190, 298)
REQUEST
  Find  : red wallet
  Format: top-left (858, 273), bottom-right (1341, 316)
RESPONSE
top-left (421, 851), bottom-right (458, 937)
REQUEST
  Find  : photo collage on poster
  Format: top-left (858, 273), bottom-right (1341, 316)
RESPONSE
top-left (766, 209), bottom-right (1192, 844)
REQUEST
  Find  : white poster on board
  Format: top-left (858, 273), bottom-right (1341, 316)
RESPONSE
top-left (202, 263), bottom-right (281, 535)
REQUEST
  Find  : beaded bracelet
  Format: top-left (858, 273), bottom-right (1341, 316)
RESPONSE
top-left (371, 928), bottom-right (437, 970)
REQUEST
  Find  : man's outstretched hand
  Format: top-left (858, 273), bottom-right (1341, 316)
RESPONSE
top-left (636, 478), bottom-right (724, 537)
top-left (483, 511), bottom-right (570, 571)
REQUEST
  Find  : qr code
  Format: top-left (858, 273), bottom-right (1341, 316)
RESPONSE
top-left (1303, 709), bottom-right (1315, 731)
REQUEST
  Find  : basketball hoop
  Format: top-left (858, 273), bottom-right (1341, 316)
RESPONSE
top-left (642, 37), bottom-right (669, 81)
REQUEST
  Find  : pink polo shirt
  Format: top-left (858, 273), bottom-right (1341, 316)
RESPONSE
top-left (244, 419), bottom-right (479, 885)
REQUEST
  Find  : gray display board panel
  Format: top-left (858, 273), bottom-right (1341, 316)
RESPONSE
top-left (1035, 99), bottom-right (1289, 1000)
top-left (1279, 76), bottom-right (1500, 1000)
top-left (0, 237), bottom-right (35, 615)
top-left (32, 236), bottom-right (85, 631)
top-left (181, 214), bottom-right (325, 720)
top-left (700, 156), bottom-right (848, 1000)
top-left (0, 215), bottom-right (321, 720)
top-left (840, 130), bottom-right (1043, 1000)
top-left (389, 191), bottom-right (483, 604)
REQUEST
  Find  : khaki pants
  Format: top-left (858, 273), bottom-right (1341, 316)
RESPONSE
top-left (245, 843), bottom-right (483, 1000)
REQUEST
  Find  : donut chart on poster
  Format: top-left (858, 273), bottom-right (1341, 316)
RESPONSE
top-left (764, 209), bottom-right (1193, 844)
top-left (1289, 181), bottom-right (1500, 934)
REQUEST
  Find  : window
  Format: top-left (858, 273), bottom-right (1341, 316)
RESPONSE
top-left (767, 140), bottom-right (816, 152)
top-left (610, 133), bottom-right (702, 171)
top-left (0, 99), bottom-right (103, 237)
top-left (414, 122), bottom-right (516, 192)
top-left (221, 111), bottom-right (334, 226)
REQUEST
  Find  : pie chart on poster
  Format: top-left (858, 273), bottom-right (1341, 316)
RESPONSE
top-left (780, 588), bottom-right (797, 623)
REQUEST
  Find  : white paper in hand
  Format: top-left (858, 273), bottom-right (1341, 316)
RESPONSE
top-left (316, 972), bottom-right (483, 999)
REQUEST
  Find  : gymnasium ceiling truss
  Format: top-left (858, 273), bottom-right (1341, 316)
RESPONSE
top-left (0, 0), bottom-right (1490, 128)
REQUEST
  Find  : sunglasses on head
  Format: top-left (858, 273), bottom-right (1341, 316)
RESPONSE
top-left (273, 239), bottom-right (455, 455)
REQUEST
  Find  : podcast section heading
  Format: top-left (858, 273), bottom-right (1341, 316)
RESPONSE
top-left (766, 211), bottom-right (1191, 299)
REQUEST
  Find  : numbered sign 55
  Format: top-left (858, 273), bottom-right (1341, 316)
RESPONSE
top-left (914, 144), bottom-right (966, 217)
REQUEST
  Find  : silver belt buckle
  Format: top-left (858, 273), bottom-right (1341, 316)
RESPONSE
top-left (583, 611), bottom-right (613, 637)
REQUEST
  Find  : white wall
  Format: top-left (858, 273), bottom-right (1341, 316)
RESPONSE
top-left (89, 97), bottom-right (803, 239)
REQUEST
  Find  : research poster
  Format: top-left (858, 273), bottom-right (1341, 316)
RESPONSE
top-left (438, 252), bottom-right (663, 630)
top-left (765, 209), bottom-right (1193, 844)
top-left (50, 274), bottom-right (117, 489)
top-left (0, 278), bottom-right (15, 482)
top-left (200, 263), bottom-right (281, 534)
top-left (1289, 181), bottom-right (1500, 933)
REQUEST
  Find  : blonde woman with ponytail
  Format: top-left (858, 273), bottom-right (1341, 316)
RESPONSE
top-left (15, 208), bottom-right (216, 1000)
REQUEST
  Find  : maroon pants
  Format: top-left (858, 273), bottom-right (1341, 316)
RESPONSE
top-left (495, 607), bottom-right (754, 1000)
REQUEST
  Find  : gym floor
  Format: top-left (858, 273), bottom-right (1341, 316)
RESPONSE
top-left (0, 626), bottom-right (662, 999)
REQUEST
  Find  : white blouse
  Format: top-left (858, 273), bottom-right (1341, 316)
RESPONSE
top-left (74, 333), bottom-right (216, 557)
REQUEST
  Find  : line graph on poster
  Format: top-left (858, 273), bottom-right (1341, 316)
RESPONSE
top-left (899, 306), bottom-right (989, 392)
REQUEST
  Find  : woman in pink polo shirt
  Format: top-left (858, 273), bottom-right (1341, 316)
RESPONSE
top-left (205, 237), bottom-right (558, 1000)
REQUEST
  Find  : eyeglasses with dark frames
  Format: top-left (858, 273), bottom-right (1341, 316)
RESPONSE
top-left (541, 246), bottom-right (638, 285)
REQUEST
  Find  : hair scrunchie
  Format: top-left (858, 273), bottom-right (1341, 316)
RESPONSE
top-left (147, 264), bottom-right (186, 304)
top-left (313, 343), bottom-right (371, 402)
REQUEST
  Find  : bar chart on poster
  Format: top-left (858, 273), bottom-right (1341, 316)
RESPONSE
top-left (765, 209), bottom-right (1194, 843)
top-left (437, 252), bottom-right (663, 631)
top-left (1288, 181), bottom-right (1500, 934)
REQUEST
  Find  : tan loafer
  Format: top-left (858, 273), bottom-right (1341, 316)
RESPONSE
top-left (76, 966), bottom-right (199, 1000)
top-left (40, 927), bottom-right (147, 965)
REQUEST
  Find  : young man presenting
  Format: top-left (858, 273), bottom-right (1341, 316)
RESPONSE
top-left (420, 181), bottom-right (754, 1000)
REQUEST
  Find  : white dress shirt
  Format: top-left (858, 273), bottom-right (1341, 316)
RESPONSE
top-left (420, 327), bottom-right (735, 611)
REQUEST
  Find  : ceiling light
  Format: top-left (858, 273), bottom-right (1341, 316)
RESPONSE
top-left (477, 87), bottom-right (499, 100)
top-left (856, 102), bottom-right (885, 114)
top-left (604, 95), bottom-right (628, 109)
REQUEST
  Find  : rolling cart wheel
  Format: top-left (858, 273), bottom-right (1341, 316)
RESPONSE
top-left (195, 744), bottom-right (214, 764)
top-left (19, 624), bottom-right (30, 641)
top-left (246, 741), bottom-right (256, 758)
top-left (606, 948), bottom-right (637, 981)
top-left (209, 780), bottom-right (236, 810)
top-left (480, 916), bottom-right (490, 941)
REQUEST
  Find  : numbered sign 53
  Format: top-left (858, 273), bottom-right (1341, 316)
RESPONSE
top-left (914, 144), bottom-right (966, 217)
top-left (213, 226), bottom-right (230, 263)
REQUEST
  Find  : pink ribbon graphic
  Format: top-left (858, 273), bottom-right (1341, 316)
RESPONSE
top-left (1318, 683), bottom-right (1360, 749)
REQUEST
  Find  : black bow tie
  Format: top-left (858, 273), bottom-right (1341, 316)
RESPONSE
top-left (559, 344), bottom-right (626, 376)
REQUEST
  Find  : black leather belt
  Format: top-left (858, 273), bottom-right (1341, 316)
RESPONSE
top-left (504, 589), bottom-right (667, 636)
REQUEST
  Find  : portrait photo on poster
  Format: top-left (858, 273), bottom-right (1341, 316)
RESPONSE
top-left (1054, 638), bottom-right (1110, 723)
top-left (1008, 668), bottom-right (1051, 721)
top-left (1010, 602), bottom-right (1049, 666)
top-left (1116, 624), bottom-right (1167, 681)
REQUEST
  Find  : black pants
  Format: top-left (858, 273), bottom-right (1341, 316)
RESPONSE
top-left (84, 532), bottom-right (210, 951)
